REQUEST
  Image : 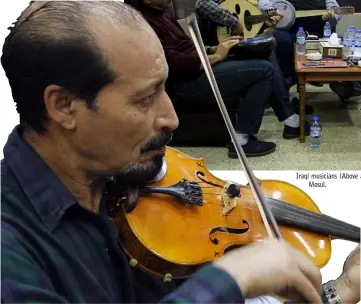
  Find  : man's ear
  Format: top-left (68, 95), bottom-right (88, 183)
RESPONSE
top-left (43, 85), bottom-right (77, 130)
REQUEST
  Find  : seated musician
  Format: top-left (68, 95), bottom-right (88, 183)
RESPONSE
top-left (259, 0), bottom-right (342, 84)
top-left (194, 0), bottom-right (314, 114)
top-left (1, 2), bottom-right (360, 304)
top-left (125, 0), bottom-right (311, 159)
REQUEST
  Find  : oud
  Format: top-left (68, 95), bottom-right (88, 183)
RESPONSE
top-left (217, 0), bottom-right (355, 41)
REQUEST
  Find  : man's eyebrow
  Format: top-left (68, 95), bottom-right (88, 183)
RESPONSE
top-left (133, 79), bottom-right (166, 97)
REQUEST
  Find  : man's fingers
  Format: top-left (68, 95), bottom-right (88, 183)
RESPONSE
top-left (230, 40), bottom-right (239, 48)
top-left (223, 39), bottom-right (239, 47)
top-left (292, 270), bottom-right (323, 304)
top-left (224, 36), bottom-right (241, 41)
top-left (294, 250), bottom-right (323, 296)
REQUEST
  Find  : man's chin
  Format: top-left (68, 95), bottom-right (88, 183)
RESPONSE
top-left (112, 154), bottom-right (164, 185)
top-left (139, 148), bottom-right (166, 163)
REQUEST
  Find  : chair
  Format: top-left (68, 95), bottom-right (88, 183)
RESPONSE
top-left (170, 97), bottom-right (238, 146)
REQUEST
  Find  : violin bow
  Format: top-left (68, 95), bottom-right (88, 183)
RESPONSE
top-left (171, 0), bottom-right (282, 240)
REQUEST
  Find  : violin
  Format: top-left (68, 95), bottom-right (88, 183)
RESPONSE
top-left (106, 146), bottom-right (360, 281)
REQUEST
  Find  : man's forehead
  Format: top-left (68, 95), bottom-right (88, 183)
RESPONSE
top-left (87, 15), bottom-right (168, 92)
top-left (90, 17), bottom-right (164, 68)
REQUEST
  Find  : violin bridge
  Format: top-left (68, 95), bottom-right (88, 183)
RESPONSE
top-left (221, 182), bottom-right (237, 215)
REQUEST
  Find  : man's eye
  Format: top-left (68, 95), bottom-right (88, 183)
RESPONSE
top-left (141, 94), bottom-right (155, 105)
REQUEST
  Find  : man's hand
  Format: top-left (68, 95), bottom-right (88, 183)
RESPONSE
top-left (213, 37), bottom-right (240, 61)
top-left (322, 10), bottom-right (333, 20)
top-left (335, 244), bottom-right (360, 303)
top-left (213, 240), bottom-right (323, 303)
top-left (265, 10), bottom-right (283, 27)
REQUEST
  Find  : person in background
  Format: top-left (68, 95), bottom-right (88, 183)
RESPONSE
top-left (195, 0), bottom-right (280, 41)
top-left (125, 0), bottom-right (314, 159)
top-left (196, 0), bottom-right (243, 44)
top-left (258, 0), bottom-right (342, 85)
top-left (195, 0), bottom-right (313, 115)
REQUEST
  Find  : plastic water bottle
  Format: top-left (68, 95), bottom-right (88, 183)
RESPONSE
top-left (296, 27), bottom-right (306, 55)
top-left (343, 29), bottom-right (353, 57)
top-left (323, 22), bottom-right (332, 38)
top-left (349, 26), bottom-right (356, 47)
top-left (354, 30), bottom-right (361, 55)
top-left (309, 116), bottom-right (322, 148)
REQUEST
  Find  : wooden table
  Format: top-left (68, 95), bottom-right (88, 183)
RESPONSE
top-left (294, 50), bottom-right (361, 143)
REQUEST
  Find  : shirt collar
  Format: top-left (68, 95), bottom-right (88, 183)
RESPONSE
top-left (3, 125), bottom-right (78, 232)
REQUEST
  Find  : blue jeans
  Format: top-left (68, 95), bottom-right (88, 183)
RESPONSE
top-left (167, 55), bottom-right (295, 135)
top-left (273, 30), bottom-right (297, 81)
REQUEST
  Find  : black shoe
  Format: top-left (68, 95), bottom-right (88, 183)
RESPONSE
top-left (227, 139), bottom-right (276, 158)
top-left (283, 121), bottom-right (310, 139)
top-left (329, 82), bottom-right (355, 100)
top-left (291, 97), bottom-right (313, 115)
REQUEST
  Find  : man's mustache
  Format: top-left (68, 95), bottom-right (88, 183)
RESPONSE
top-left (141, 128), bottom-right (173, 153)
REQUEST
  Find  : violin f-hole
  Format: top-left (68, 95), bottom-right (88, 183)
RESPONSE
top-left (209, 220), bottom-right (250, 245)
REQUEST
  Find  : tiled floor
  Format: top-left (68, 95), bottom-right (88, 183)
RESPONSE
top-left (174, 84), bottom-right (361, 170)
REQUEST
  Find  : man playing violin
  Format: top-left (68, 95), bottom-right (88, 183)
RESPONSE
top-left (1, 1), bottom-right (360, 304)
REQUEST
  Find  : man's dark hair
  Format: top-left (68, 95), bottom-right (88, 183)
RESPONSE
top-left (1, 1), bottom-right (144, 133)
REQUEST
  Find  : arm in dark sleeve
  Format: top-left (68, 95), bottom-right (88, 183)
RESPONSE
top-left (160, 264), bottom-right (245, 303)
top-left (1, 217), bottom-right (69, 303)
top-left (196, 0), bottom-right (239, 29)
top-left (159, 39), bottom-right (202, 75)
top-left (144, 17), bottom-right (202, 75)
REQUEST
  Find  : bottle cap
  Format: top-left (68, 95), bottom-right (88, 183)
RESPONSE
top-left (326, 22), bottom-right (330, 24)
top-left (299, 27), bottom-right (303, 31)
top-left (313, 116), bottom-right (319, 121)
top-left (358, 30), bottom-right (361, 33)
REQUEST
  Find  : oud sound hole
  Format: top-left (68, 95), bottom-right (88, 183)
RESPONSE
top-left (235, 4), bottom-right (241, 15)
top-left (244, 10), bottom-right (252, 31)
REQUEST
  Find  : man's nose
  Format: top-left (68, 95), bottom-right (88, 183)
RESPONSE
top-left (155, 93), bottom-right (179, 131)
